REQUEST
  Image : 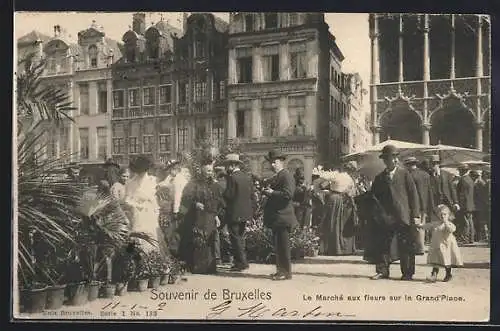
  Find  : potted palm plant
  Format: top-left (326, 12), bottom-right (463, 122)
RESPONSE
top-left (146, 250), bottom-right (163, 289)
top-left (131, 253), bottom-right (150, 292)
top-left (112, 244), bottom-right (137, 296)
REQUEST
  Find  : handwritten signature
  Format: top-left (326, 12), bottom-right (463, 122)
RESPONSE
top-left (206, 300), bottom-right (356, 319)
top-left (101, 301), bottom-right (167, 311)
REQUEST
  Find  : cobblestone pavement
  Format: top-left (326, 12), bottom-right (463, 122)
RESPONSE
top-left (17, 246), bottom-right (490, 322)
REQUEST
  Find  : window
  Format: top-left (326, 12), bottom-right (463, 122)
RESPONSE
top-left (194, 118), bottom-right (208, 142)
top-left (159, 85), bottom-right (172, 104)
top-left (219, 81), bottom-right (226, 100)
top-left (194, 40), bottom-right (206, 58)
top-left (97, 127), bottom-right (107, 160)
top-left (159, 119), bottom-right (173, 152)
top-left (261, 98), bottom-right (279, 137)
top-left (143, 87), bottom-right (155, 106)
top-left (262, 45), bottom-right (280, 81)
top-left (113, 90), bottom-right (125, 108)
top-left (48, 58), bottom-right (57, 74)
top-left (193, 80), bottom-right (207, 102)
top-left (89, 45), bottom-right (98, 68)
top-left (59, 125), bottom-right (70, 157)
top-left (178, 82), bottom-right (188, 104)
top-left (236, 100), bottom-right (252, 138)
top-left (79, 83), bottom-right (89, 115)
top-left (289, 13), bottom-right (299, 26)
top-left (288, 96), bottom-right (306, 134)
top-left (245, 15), bottom-right (254, 32)
top-left (98, 82), bottom-right (107, 113)
top-left (129, 89), bottom-right (140, 107)
top-left (236, 47), bottom-right (253, 83)
top-left (112, 123), bottom-right (125, 154)
top-left (143, 120), bottom-right (155, 153)
top-left (129, 122), bottom-right (140, 154)
top-left (212, 117), bottom-right (225, 148)
top-left (177, 119), bottom-right (189, 151)
top-left (265, 13), bottom-right (278, 29)
top-left (290, 43), bottom-right (308, 79)
top-left (79, 128), bottom-right (89, 160)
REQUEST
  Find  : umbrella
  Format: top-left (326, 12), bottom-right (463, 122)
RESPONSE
top-left (418, 144), bottom-right (486, 165)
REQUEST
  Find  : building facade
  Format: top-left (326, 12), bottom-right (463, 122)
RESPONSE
top-left (227, 12), bottom-right (345, 179)
top-left (111, 13), bottom-right (227, 166)
top-left (345, 72), bottom-right (370, 153)
top-left (73, 21), bottom-right (122, 167)
top-left (369, 14), bottom-right (491, 151)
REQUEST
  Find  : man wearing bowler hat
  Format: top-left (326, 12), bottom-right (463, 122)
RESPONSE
top-left (370, 145), bottom-right (420, 281)
top-left (262, 149), bottom-right (298, 280)
top-left (404, 156), bottom-right (434, 255)
top-left (222, 153), bottom-right (254, 271)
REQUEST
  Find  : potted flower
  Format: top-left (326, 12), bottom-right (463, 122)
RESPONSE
top-left (131, 255), bottom-right (150, 292)
top-left (146, 250), bottom-right (163, 289)
top-left (159, 256), bottom-right (172, 286)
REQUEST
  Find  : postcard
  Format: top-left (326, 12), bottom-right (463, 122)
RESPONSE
top-left (12, 11), bottom-right (491, 322)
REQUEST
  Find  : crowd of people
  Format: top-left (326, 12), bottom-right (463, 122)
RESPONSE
top-left (60, 144), bottom-right (490, 283)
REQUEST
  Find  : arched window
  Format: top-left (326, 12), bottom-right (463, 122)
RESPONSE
top-left (88, 45), bottom-right (98, 68)
top-left (145, 28), bottom-right (160, 59)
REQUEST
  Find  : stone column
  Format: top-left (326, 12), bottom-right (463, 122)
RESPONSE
top-left (251, 99), bottom-right (262, 138)
top-left (371, 126), bottom-right (381, 145)
top-left (422, 123), bottom-right (431, 145)
top-left (370, 14), bottom-right (380, 145)
top-left (229, 49), bottom-right (237, 84)
top-left (398, 14), bottom-right (404, 82)
top-left (279, 95), bottom-right (289, 135)
top-left (252, 47), bottom-right (262, 83)
top-left (279, 42), bottom-right (289, 81)
top-left (450, 14), bottom-right (456, 80)
top-left (227, 99), bottom-right (237, 138)
top-left (476, 122), bottom-right (483, 150)
top-left (305, 94), bottom-right (317, 135)
top-left (423, 14), bottom-right (431, 81)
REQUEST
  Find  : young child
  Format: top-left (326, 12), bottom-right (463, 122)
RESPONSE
top-left (417, 204), bottom-right (463, 282)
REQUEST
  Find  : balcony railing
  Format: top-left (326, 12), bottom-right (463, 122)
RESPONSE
top-left (193, 102), bottom-right (208, 114)
top-left (158, 103), bottom-right (173, 115)
top-left (129, 108), bottom-right (142, 118)
top-left (143, 106), bottom-right (155, 117)
top-left (112, 109), bottom-right (126, 118)
top-left (177, 104), bottom-right (188, 114)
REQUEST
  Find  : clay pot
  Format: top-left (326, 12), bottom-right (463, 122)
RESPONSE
top-left (45, 284), bottom-right (66, 310)
top-left (21, 285), bottom-right (48, 313)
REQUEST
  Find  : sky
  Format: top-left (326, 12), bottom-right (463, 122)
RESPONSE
top-left (14, 12), bottom-right (370, 112)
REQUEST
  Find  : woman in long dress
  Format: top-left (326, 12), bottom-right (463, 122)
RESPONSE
top-left (321, 175), bottom-right (358, 256)
top-left (177, 158), bottom-right (225, 274)
top-left (124, 155), bottom-right (162, 254)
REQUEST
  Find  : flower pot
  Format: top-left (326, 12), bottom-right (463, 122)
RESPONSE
top-left (87, 281), bottom-right (101, 302)
top-left (45, 284), bottom-right (66, 310)
top-left (21, 286), bottom-right (48, 313)
top-left (148, 276), bottom-right (161, 289)
top-left (135, 279), bottom-right (149, 292)
top-left (115, 282), bottom-right (128, 296)
top-left (102, 284), bottom-right (116, 298)
top-left (66, 282), bottom-right (88, 306)
top-left (167, 274), bottom-right (177, 284)
top-left (160, 274), bottom-right (169, 286)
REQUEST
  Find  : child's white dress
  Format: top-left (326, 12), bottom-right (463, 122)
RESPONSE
top-left (424, 221), bottom-right (464, 267)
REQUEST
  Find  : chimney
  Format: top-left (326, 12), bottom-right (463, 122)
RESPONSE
top-left (53, 25), bottom-right (61, 37)
top-left (132, 12), bottom-right (146, 35)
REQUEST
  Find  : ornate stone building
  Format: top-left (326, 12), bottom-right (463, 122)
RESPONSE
top-left (345, 73), bottom-right (370, 153)
top-left (227, 12), bottom-right (345, 179)
top-left (369, 14), bottom-right (491, 151)
top-left (111, 13), bottom-right (227, 165)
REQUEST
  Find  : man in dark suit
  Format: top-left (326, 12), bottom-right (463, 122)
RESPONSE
top-left (404, 156), bottom-right (434, 255)
top-left (262, 150), bottom-right (298, 281)
top-left (222, 154), bottom-right (254, 271)
top-left (429, 155), bottom-right (459, 212)
top-left (370, 145), bottom-right (420, 281)
top-left (213, 166), bottom-right (228, 266)
top-left (457, 163), bottom-right (476, 244)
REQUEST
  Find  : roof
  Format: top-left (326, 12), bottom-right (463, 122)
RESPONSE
top-left (17, 30), bottom-right (51, 45)
top-left (154, 20), bottom-right (182, 37)
top-left (104, 37), bottom-right (123, 61)
top-left (329, 33), bottom-right (345, 62)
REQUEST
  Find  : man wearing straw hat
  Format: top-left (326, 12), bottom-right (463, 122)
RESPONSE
top-left (370, 145), bottom-right (420, 281)
top-left (222, 153), bottom-right (253, 271)
top-left (262, 149), bottom-right (298, 281)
